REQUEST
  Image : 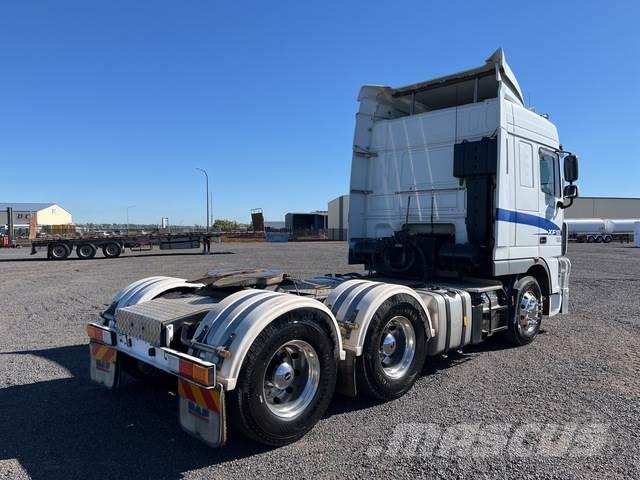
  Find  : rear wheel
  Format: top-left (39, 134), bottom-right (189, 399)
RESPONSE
top-left (587, 235), bottom-right (595, 243)
top-left (356, 298), bottom-right (426, 400)
top-left (102, 242), bottom-right (122, 258)
top-left (595, 235), bottom-right (604, 243)
top-left (603, 235), bottom-right (612, 243)
top-left (50, 243), bottom-right (71, 260)
top-left (506, 276), bottom-right (543, 346)
top-left (76, 243), bottom-right (97, 259)
top-left (228, 313), bottom-right (337, 446)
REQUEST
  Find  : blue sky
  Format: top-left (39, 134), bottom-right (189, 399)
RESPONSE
top-left (1, 1), bottom-right (638, 225)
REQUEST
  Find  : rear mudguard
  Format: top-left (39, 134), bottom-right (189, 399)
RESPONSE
top-left (324, 279), bottom-right (435, 356)
top-left (190, 289), bottom-right (344, 391)
top-left (112, 276), bottom-right (205, 310)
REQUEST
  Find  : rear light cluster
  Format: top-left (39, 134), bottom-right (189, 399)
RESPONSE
top-left (167, 353), bottom-right (215, 386)
top-left (87, 323), bottom-right (116, 346)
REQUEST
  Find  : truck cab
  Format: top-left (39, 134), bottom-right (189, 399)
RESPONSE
top-left (348, 48), bottom-right (577, 315)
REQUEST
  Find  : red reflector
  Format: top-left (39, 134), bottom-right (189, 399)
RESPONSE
top-left (179, 359), bottom-right (193, 378)
top-left (87, 323), bottom-right (114, 345)
top-left (178, 358), bottom-right (213, 386)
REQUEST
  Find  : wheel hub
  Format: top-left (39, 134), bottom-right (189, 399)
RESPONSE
top-left (381, 333), bottom-right (397, 356)
top-left (378, 316), bottom-right (416, 379)
top-left (519, 291), bottom-right (541, 335)
top-left (272, 361), bottom-right (295, 390)
top-left (262, 340), bottom-right (320, 419)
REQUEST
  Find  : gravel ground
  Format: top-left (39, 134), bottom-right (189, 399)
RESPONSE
top-left (1, 241), bottom-right (639, 479)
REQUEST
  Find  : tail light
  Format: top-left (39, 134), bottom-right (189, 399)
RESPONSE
top-left (166, 351), bottom-right (215, 386)
top-left (87, 323), bottom-right (116, 346)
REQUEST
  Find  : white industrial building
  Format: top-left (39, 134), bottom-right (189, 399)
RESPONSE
top-left (564, 197), bottom-right (640, 219)
top-left (328, 195), bottom-right (349, 241)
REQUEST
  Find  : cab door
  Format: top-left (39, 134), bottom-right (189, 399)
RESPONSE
top-left (538, 148), bottom-right (563, 256)
top-left (514, 139), bottom-right (539, 250)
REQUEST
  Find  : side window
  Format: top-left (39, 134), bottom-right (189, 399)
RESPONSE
top-left (518, 142), bottom-right (534, 188)
top-left (539, 152), bottom-right (557, 196)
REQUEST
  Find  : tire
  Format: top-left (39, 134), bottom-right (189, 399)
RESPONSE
top-left (587, 235), bottom-right (595, 243)
top-left (102, 242), bottom-right (122, 258)
top-left (505, 276), bottom-right (543, 346)
top-left (50, 242), bottom-right (71, 260)
top-left (595, 236), bottom-right (603, 243)
top-left (76, 243), bottom-right (97, 259)
top-left (356, 297), bottom-right (426, 401)
top-left (228, 312), bottom-right (337, 447)
top-left (603, 235), bottom-right (612, 243)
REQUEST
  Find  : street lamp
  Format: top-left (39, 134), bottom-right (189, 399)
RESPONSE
top-left (126, 205), bottom-right (135, 235)
top-left (196, 168), bottom-right (210, 233)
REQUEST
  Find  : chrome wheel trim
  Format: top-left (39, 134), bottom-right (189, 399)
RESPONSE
top-left (262, 339), bottom-right (320, 420)
top-left (378, 315), bottom-right (416, 379)
top-left (518, 290), bottom-right (542, 337)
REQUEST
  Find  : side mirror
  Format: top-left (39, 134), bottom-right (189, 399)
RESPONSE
top-left (564, 154), bottom-right (579, 183)
top-left (563, 184), bottom-right (578, 199)
top-left (557, 184), bottom-right (579, 209)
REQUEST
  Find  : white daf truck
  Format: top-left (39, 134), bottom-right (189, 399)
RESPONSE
top-left (87, 49), bottom-right (579, 448)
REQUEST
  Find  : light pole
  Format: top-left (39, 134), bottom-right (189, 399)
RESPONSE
top-left (126, 205), bottom-right (135, 235)
top-left (196, 168), bottom-right (210, 233)
top-left (210, 191), bottom-right (215, 231)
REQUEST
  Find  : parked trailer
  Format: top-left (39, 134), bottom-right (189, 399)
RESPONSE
top-left (87, 50), bottom-right (579, 448)
top-left (565, 218), bottom-right (638, 243)
top-left (31, 233), bottom-right (206, 260)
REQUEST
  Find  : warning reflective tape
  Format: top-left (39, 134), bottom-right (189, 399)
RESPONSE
top-left (178, 379), bottom-right (220, 413)
top-left (90, 343), bottom-right (117, 363)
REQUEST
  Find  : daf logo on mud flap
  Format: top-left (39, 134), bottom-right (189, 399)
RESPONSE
top-left (188, 401), bottom-right (210, 420)
top-left (96, 359), bottom-right (111, 372)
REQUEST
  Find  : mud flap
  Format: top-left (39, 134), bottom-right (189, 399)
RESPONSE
top-left (178, 378), bottom-right (226, 448)
top-left (89, 341), bottom-right (120, 389)
top-left (336, 350), bottom-right (357, 397)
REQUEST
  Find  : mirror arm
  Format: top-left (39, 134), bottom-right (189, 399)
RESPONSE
top-left (557, 197), bottom-right (574, 209)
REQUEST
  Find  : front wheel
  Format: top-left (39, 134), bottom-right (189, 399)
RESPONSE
top-left (356, 297), bottom-right (426, 401)
top-left (505, 276), bottom-right (543, 346)
top-left (228, 313), bottom-right (337, 447)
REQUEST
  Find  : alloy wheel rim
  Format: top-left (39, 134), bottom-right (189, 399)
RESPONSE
top-left (262, 339), bottom-right (320, 419)
top-left (378, 315), bottom-right (416, 379)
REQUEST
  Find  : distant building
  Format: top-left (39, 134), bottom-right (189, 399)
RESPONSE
top-left (285, 212), bottom-right (328, 237)
top-left (564, 197), bottom-right (640, 219)
top-left (328, 195), bottom-right (349, 241)
top-left (0, 202), bottom-right (73, 235)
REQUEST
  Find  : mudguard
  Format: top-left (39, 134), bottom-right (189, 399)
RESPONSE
top-left (112, 276), bottom-right (204, 310)
top-left (190, 289), bottom-right (343, 391)
top-left (324, 279), bottom-right (434, 356)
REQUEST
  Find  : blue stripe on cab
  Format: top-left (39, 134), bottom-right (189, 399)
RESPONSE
top-left (496, 208), bottom-right (560, 232)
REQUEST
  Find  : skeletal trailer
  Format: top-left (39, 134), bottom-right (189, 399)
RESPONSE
top-left (31, 233), bottom-right (205, 260)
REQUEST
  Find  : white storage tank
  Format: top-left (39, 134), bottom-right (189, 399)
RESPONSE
top-left (565, 219), bottom-right (606, 235)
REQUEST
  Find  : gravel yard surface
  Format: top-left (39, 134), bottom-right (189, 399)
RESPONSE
top-left (1, 242), bottom-right (639, 479)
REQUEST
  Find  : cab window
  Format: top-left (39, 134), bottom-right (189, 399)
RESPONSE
top-left (539, 152), bottom-right (557, 196)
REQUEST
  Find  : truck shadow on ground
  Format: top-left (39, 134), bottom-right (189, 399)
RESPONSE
top-left (0, 251), bottom-right (235, 263)
top-left (1, 336), bottom-right (524, 479)
top-left (0, 345), bottom-right (268, 480)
